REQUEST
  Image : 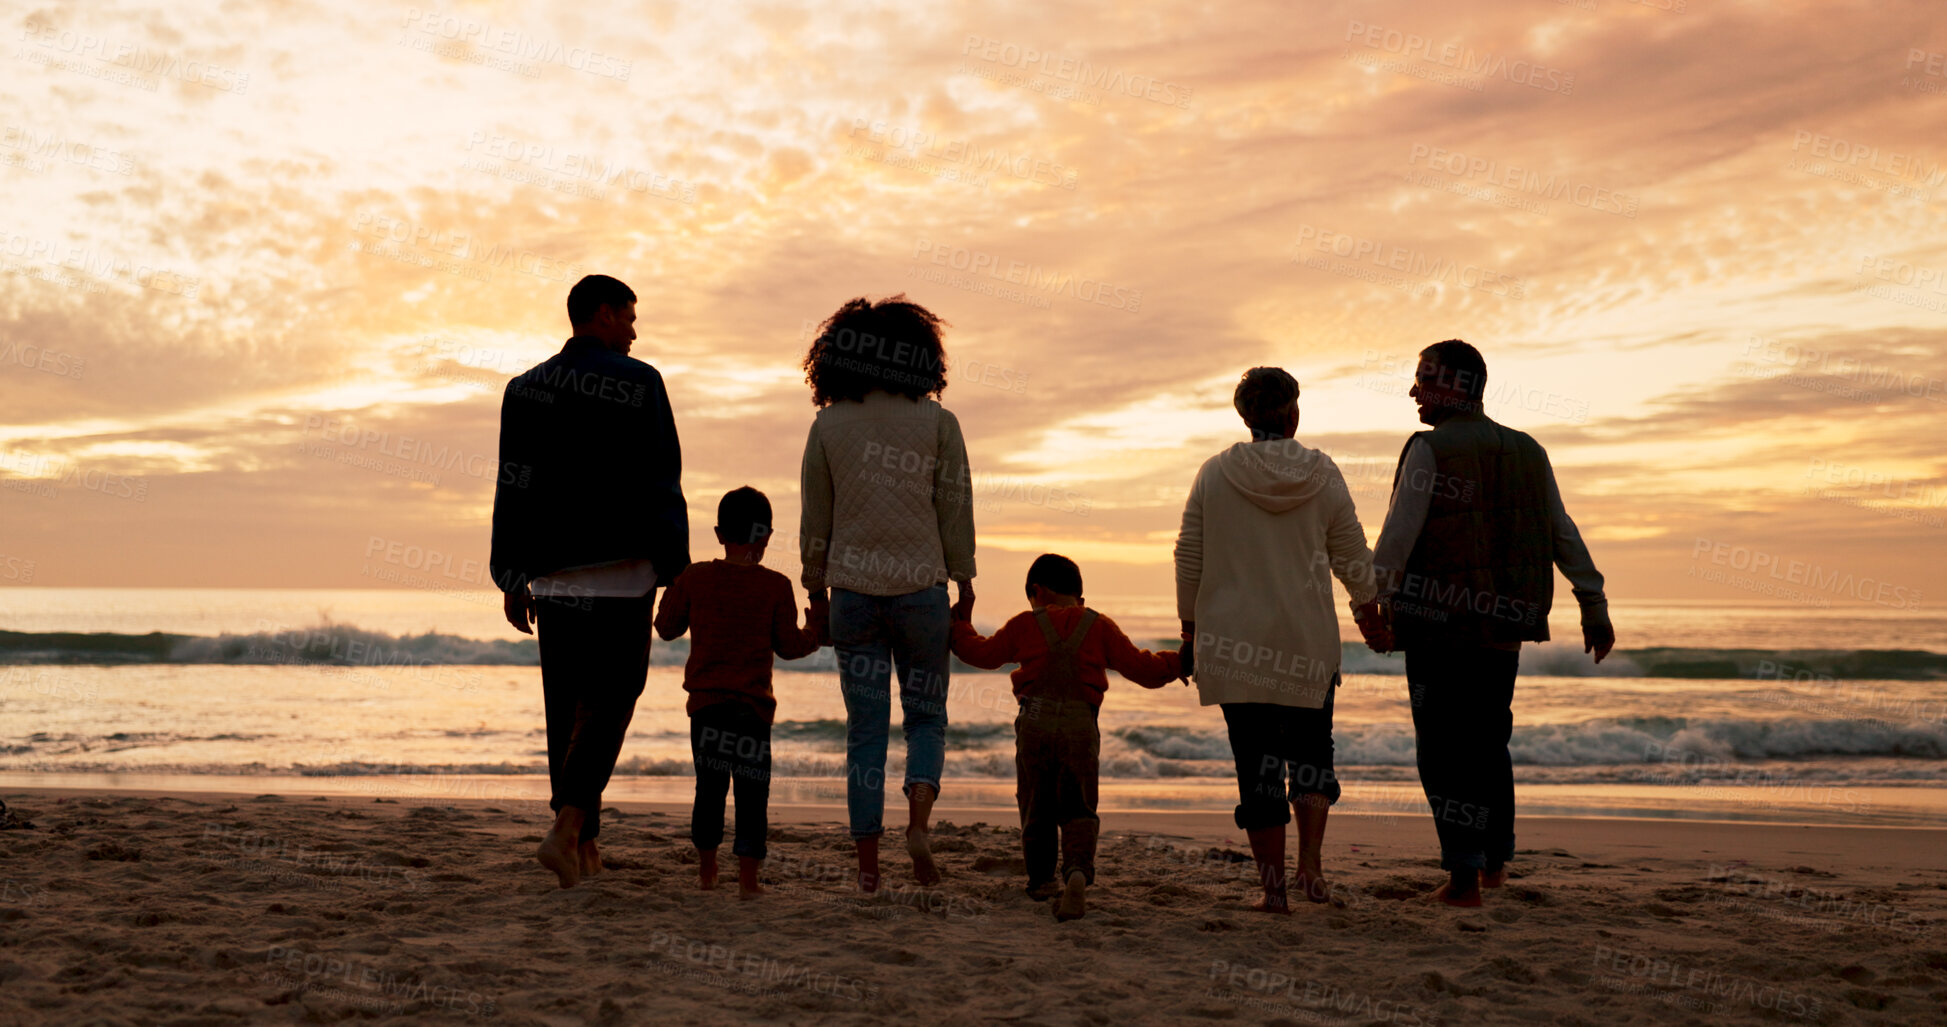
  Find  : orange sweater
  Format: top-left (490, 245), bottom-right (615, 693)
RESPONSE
top-left (950, 605), bottom-right (1182, 707)
top-left (653, 560), bottom-right (819, 723)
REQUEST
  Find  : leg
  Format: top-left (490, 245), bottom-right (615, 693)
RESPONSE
top-left (1221, 703), bottom-right (1291, 914)
top-left (554, 593), bottom-right (654, 843)
top-left (1289, 682), bottom-right (1341, 904)
top-left (1054, 711), bottom-right (1099, 922)
top-left (1407, 647), bottom-right (1492, 906)
top-left (1016, 710), bottom-right (1061, 896)
top-left (690, 709), bottom-right (733, 889)
top-left (891, 584), bottom-right (951, 885)
top-left (728, 708), bottom-right (772, 898)
top-left (1481, 650), bottom-right (1519, 885)
top-left (832, 589), bottom-right (892, 890)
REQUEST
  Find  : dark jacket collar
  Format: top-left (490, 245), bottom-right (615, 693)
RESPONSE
top-left (562, 335), bottom-right (608, 355)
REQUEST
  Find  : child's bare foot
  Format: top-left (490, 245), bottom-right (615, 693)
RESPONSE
top-left (1055, 870), bottom-right (1087, 921)
top-left (738, 856), bottom-right (764, 899)
top-left (579, 839), bottom-right (601, 878)
top-left (536, 829), bottom-right (581, 890)
top-left (906, 827), bottom-right (941, 886)
top-left (1480, 865), bottom-right (1508, 889)
top-left (698, 849), bottom-right (719, 890)
top-left (856, 835), bottom-right (881, 894)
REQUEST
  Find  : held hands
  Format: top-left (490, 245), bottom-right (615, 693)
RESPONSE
top-left (951, 580), bottom-right (975, 622)
top-left (1582, 607), bottom-right (1615, 665)
top-left (1177, 622), bottom-right (1196, 685)
top-left (1353, 599), bottom-right (1393, 654)
top-left (503, 588), bottom-right (535, 635)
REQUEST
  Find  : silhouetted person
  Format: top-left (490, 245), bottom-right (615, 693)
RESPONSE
top-left (490, 273), bottom-right (688, 889)
top-left (799, 295), bottom-right (975, 893)
top-left (1174, 367), bottom-right (1389, 913)
top-left (1370, 340), bottom-right (1614, 907)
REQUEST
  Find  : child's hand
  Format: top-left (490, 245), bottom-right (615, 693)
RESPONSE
top-left (805, 606), bottom-right (832, 647)
top-left (951, 590), bottom-right (975, 622)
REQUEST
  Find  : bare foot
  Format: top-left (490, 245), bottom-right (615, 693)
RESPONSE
top-left (1432, 882), bottom-right (1483, 908)
top-left (738, 856), bottom-right (765, 900)
top-left (698, 849), bottom-right (719, 890)
top-left (535, 830), bottom-right (581, 889)
top-left (1026, 879), bottom-right (1061, 901)
top-left (906, 827), bottom-right (941, 886)
top-left (1250, 892), bottom-right (1293, 915)
top-left (856, 836), bottom-right (881, 894)
top-left (1293, 862), bottom-right (1333, 905)
top-left (579, 839), bottom-right (601, 878)
top-left (1480, 866), bottom-right (1508, 889)
top-left (1055, 870), bottom-right (1087, 921)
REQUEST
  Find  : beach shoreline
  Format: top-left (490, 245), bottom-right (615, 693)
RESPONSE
top-left (1, 786), bottom-right (1941, 1025)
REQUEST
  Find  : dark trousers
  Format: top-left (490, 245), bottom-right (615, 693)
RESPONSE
top-left (535, 591), bottom-right (654, 841)
top-left (690, 703), bottom-right (771, 860)
top-left (1406, 645), bottom-right (1519, 872)
top-left (1015, 697), bottom-right (1100, 886)
top-left (1220, 681), bottom-right (1341, 831)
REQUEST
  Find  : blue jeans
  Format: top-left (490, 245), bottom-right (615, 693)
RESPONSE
top-left (831, 584), bottom-right (951, 839)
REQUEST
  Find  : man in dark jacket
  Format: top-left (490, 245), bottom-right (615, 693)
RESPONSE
top-left (1370, 339), bottom-right (1614, 907)
top-left (491, 273), bottom-right (689, 888)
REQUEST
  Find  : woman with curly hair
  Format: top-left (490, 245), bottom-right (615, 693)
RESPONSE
top-left (798, 295), bottom-right (976, 892)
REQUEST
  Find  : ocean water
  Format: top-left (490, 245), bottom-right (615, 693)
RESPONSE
top-left (1, 589), bottom-right (1942, 826)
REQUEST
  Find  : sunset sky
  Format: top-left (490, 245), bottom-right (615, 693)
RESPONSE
top-left (1, 0), bottom-right (1942, 611)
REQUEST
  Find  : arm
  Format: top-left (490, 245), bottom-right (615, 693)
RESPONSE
top-left (800, 419), bottom-right (833, 594)
top-left (949, 616), bottom-right (1020, 671)
top-left (652, 572), bottom-right (689, 641)
top-left (771, 580), bottom-right (821, 660)
top-left (642, 368), bottom-right (690, 580)
top-left (1097, 615), bottom-right (1183, 689)
top-left (1173, 465), bottom-right (1204, 626)
top-left (1321, 459), bottom-right (1378, 608)
top-left (490, 381), bottom-right (536, 633)
top-left (1371, 438), bottom-right (1434, 603)
top-left (1541, 453), bottom-right (1614, 662)
top-left (935, 409), bottom-right (977, 608)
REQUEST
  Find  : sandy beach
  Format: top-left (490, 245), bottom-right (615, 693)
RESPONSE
top-left (0, 786), bottom-right (1941, 1025)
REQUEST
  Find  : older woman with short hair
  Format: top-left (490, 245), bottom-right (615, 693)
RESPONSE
top-left (1174, 367), bottom-right (1383, 912)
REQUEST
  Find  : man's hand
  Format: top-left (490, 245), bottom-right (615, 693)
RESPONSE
top-left (1582, 609), bottom-right (1615, 665)
top-left (1353, 600), bottom-right (1393, 653)
top-left (952, 580), bottom-right (975, 622)
top-left (503, 588), bottom-right (535, 635)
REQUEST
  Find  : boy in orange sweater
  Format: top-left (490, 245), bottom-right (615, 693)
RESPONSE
top-left (950, 553), bottom-right (1186, 920)
top-left (654, 487), bottom-right (826, 897)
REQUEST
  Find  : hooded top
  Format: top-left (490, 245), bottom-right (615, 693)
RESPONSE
top-left (1173, 438), bottom-right (1378, 709)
